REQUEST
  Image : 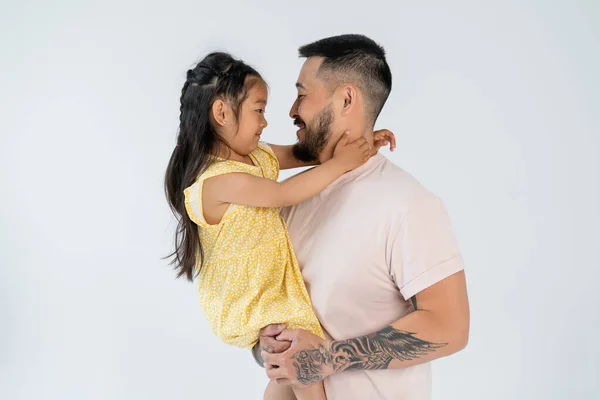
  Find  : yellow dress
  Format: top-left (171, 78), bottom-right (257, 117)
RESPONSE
top-left (184, 143), bottom-right (324, 349)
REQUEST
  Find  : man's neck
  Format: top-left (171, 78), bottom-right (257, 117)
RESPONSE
top-left (318, 127), bottom-right (374, 164)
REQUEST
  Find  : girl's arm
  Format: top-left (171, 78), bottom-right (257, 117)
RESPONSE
top-left (269, 129), bottom-right (397, 170)
top-left (372, 128), bottom-right (397, 153)
top-left (268, 144), bottom-right (317, 170)
top-left (206, 135), bottom-right (371, 208)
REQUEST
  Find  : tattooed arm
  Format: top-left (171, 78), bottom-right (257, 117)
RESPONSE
top-left (262, 270), bottom-right (469, 387)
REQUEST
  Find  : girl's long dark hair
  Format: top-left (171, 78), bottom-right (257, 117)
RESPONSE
top-left (164, 52), bottom-right (263, 281)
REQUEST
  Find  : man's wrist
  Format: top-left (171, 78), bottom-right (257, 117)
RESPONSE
top-left (323, 340), bottom-right (343, 375)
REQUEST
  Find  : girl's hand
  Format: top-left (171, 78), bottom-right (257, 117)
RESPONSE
top-left (333, 131), bottom-right (372, 171)
top-left (372, 129), bottom-right (397, 154)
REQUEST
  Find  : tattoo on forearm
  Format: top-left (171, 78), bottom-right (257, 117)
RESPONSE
top-left (328, 327), bottom-right (446, 371)
top-left (292, 327), bottom-right (446, 383)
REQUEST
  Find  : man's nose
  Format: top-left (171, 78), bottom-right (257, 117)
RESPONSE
top-left (289, 98), bottom-right (299, 119)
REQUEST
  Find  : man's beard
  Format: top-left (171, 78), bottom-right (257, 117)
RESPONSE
top-left (292, 106), bottom-right (334, 163)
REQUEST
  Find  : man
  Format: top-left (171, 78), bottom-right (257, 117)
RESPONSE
top-left (253, 34), bottom-right (470, 400)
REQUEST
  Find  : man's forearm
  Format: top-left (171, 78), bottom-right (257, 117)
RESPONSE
top-left (262, 273), bottom-right (469, 387)
top-left (327, 313), bottom-right (448, 372)
top-left (292, 309), bottom-right (468, 382)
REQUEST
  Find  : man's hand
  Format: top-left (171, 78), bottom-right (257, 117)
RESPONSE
top-left (262, 328), bottom-right (334, 388)
top-left (252, 324), bottom-right (291, 367)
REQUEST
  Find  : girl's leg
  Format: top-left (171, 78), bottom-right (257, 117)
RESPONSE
top-left (293, 382), bottom-right (326, 400)
top-left (264, 380), bottom-right (296, 400)
top-left (264, 381), bottom-right (326, 400)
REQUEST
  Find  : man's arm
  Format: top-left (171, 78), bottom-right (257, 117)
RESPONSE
top-left (263, 270), bottom-right (469, 387)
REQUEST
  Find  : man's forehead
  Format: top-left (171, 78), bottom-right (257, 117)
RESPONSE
top-left (297, 56), bottom-right (325, 88)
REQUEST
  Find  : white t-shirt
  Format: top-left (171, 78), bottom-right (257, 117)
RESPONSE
top-left (280, 154), bottom-right (465, 400)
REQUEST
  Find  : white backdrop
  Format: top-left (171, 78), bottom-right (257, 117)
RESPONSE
top-left (1, 1), bottom-right (598, 399)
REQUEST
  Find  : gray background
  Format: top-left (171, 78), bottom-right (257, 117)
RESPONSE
top-left (1, 0), bottom-right (598, 399)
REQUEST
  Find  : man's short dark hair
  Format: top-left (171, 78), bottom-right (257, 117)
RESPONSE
top-left (299, 34), bottom-right (392, 124)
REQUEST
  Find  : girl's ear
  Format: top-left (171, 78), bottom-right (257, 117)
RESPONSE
top-left (212, 99), bottom-right (228, 127)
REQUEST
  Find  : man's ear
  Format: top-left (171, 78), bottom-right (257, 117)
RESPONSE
top-left (340, 84), bottom-right (358, 116)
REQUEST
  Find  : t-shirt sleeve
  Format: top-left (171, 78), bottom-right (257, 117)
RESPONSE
top-left (388, 195), bottom-right (465, 300)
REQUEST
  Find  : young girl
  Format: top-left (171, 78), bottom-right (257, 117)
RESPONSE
top-left (164, 52), bottom-right (395, 400)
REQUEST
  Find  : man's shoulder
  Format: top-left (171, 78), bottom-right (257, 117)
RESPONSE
top-left (365, 156), bottom-right (437, 206)
top-left (377, 157), bottom-right (420, 185)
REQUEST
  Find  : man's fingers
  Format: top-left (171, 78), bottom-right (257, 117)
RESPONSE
top-left (266, 367), bottom-right (279, 379)
top-left (260, 336), bottom-right (291, 354)
top-left (263, 342), bottom-right (276, 353)
top-left (266, 365), bottom-right (287, 380)
top-left (260, 324), bottom-right (286, 337)
top-left (276, 341), bottom-right (292, 353)
top-left (266, 364), bottom-right (292, 381)
top-left (272, 341), bottom-right (291, 353)
top-left (262, 351), bottom-right (284, 367)
top-left (275, 328), bottom-right (298, 342)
